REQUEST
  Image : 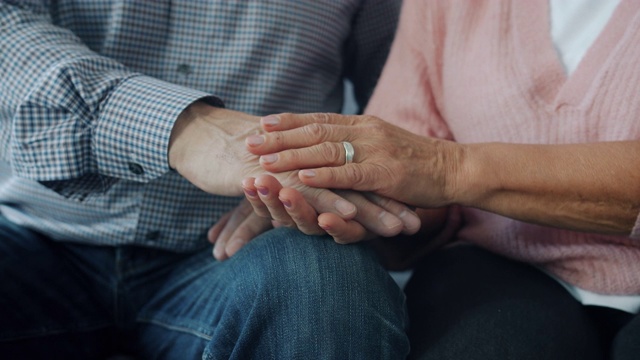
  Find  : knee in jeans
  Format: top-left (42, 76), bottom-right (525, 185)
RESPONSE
top-left (228, 227), bottom-right (399, 306)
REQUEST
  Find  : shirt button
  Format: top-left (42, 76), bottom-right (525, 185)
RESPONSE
top-left (146, 231), bottom-right (161, 241)
top-left (176, 63), bottom-right (193, 76)
top-left (128, 162), bottom-right (144, 175)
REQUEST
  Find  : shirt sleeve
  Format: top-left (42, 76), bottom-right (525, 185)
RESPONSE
top-left (0, 2), bottom-right (222, 199)
top-left (342, 0), bottom-right (402, 112)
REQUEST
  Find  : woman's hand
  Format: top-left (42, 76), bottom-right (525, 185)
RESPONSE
top-left (245, 112), bottom-right (465, 209)
top-left (246, 112), bottom-right (640, 236)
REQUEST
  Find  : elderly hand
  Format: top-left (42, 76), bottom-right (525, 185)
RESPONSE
top-left (245, 112), bottom-right (465, 209)
top-left (171, 104), bottom-right (422, 256)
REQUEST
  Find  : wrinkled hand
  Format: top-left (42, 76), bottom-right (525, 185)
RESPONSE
top-left (170, 103), bottom-right (422, 254)
top-left (245, 112), bottom-right (464, 209)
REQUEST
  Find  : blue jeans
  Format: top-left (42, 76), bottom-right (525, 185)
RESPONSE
top-left (0, 215), bottom-right (408, 359)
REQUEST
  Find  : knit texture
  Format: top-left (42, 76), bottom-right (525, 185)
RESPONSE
top-left (367, 0), bottom-right (640, 294)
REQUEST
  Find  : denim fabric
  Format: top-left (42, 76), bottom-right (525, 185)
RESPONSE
top-left (0, 216), bottom-right (409, 359)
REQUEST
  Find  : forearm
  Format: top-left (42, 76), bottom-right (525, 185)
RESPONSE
top-left (454, 141), bottom-right (640, 235)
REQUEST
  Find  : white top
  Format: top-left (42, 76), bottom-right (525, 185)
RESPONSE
top-left (550, 0), bottom-right (620, 74)
top-left (549, 0), bottom-right (640, 314)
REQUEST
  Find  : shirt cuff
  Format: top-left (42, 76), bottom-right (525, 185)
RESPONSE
top-left (95, 75), bottom-right (223, 182)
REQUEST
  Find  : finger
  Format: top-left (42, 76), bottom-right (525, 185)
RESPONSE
top-left (254, 175), bottom-right (295, 227)
top-left (213, 200), bottom-right (254, 260)
top-left (259, 142), bottom-right (351, 173)
top-left (224, 213), bottom-right (273, 259)
top-left (299, 186), bottom-right (357, 220)
top-left (363, 192), bottom-right (421, 235)
top-left (207, 211), bottom-right (233, 245)
top-left (278, 187), bottom-right (325, 235)
top-left (246, 123), bottom-right (356, 155)
top-left (242, 177), bottom-right (271, 219)
top-left (317, 213), bottom-right (369, 244)
top-left (337, 191), bottom-right (404, 238)
top-left (260, 113), bottom-right (359, 132)
top-left (298, 163), bottom-right (378, 192)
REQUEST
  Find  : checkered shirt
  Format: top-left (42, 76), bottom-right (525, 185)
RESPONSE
top-left (0, 0), bottom-right (400, 251)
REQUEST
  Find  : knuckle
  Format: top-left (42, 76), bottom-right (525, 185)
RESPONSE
top-left (273, 131), bottom-right (285, 146)
top-left (303, 123), bottom-right (325, 141)
top-left (348, 167), bottom-right (367, 188)
top-left (313, 112), bottom-right (331, 124)
top-left (368, 122), bottom-right (387, 137)
top-left (322, 143), bottom-right (342, 164)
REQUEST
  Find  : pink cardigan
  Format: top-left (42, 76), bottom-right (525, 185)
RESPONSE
top-left (366, 0), bottom-right (640, 295)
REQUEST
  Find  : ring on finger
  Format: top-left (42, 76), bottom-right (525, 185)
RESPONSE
top-left (342, 141), bottom-right (355, 165)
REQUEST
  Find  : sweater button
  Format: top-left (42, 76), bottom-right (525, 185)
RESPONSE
top-left (128, 162), bottom-right (144, 175)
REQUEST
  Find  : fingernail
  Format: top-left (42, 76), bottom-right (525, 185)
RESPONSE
top-left (261, 115), bottom-right (280, 126)
top-left (257, 187), bottom-right (269, 196)
top-left (379, 211), bottom-right (402, 230)
top-left (244, 188), bottom-right (258, 197)
top-left (280, 198), bottom-right (292, 208)
top-left (246, 135), bottom-right (265, 146)
top-left (334, 199), bottom-right (356, 217)
top-left (260, 154), bottom-right (278, 164)
top-left (300, 169), bottom-right (316, 178)
top-left (213, 245), bottom-right (224, 260)
top-left (399, 210), bottom-right (421, 232)
top-left (319, 223), bottom-right (331, 231)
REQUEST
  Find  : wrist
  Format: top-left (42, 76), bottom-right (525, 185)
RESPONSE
top-left (168, 100), bottom-right (217, 170)
top-left (451, 142), bottom-right (501, 208)
top-left (432, 139), bottom-right (470, 207)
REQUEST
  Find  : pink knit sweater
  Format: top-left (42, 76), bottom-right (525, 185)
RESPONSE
top-left (366, 0), bottom-right (640, 295)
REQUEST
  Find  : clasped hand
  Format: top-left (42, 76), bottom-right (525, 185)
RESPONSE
top-left (168, 102), bottom-right (421, 260)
